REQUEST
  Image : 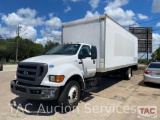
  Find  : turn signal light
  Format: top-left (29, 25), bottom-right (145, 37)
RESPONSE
top-left (55, 76), bottom-right (65, 82)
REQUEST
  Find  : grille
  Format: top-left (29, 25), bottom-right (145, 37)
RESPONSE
top-left (16, 62), bottom-right (48, 85)
top-left (17, 81), bottom-right (50, 88)
top-left (17, 76), bottom-right (35, 82)
top-left (16, 86), bottom-right (27, 93)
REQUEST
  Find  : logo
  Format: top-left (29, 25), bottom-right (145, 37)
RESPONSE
top-left (23, 71), bottom-right (28, 75)
top-left (49, 65), bottom-right (54, 68)
top-left (137, 106), bottom-right (157, 118)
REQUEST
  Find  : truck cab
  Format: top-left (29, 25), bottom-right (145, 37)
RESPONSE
top-left (11, 43), bottom-right (97, 111)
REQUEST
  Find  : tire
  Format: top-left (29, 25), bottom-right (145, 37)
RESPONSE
top-left (58, 81), bottom-right (81, 112)
top-left (125, 68), bottom-right (132, 80)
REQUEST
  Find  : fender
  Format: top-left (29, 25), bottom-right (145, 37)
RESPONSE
top-left (40, 63), bottom-right (85, 87)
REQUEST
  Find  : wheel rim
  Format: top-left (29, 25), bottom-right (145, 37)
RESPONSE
top-left (68, 85), bottom-right (78, 104)
top-left (128, 68), bottom-right (131, 78)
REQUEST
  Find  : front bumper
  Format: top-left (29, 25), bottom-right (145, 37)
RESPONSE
top-left (11, 80), bottom-right (59, 100)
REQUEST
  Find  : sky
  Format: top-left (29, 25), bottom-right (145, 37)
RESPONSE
top-left (0, 0), bottom-right (160, 53)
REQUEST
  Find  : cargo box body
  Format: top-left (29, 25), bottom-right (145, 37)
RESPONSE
top-left (62, 14), bottom-right (138, 72)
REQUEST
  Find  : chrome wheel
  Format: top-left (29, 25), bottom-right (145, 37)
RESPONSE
top-left (128, 68), bottom-right (131, 79)
top-left (58, 81), bottom-right (80, 112)
top-left (68, 85), bottom-right (78, 104)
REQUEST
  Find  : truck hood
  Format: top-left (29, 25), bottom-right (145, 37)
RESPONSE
top-left (22, 55), bottom-right (75, 64)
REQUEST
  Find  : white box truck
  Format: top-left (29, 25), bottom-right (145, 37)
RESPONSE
top-left (11, 14), bottom-right (138, 111)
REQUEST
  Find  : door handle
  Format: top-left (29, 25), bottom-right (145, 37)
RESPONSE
top-left (93, 60), bottom-right (95, 64)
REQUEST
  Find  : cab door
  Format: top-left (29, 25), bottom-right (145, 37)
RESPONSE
top-left (77, 45), bottom-right (96, 78)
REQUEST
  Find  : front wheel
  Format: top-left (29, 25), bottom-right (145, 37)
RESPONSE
top-left (58, 81), bottom-right (81, 112)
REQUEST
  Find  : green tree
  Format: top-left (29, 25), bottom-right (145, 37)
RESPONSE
top-left (5, 38), bottom-right (17, 62)
top-left (17, 37), bottom-right (45, 61)
top-left (0, 37), bottom-right (45, 62)
top-left (0, 39), bottom-right (7, 60)
top-left (151, 46), bottom-right (160, 60)
top-left (0, 37), bottom-right (60, 62)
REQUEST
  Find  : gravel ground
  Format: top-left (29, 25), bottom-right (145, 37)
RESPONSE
top-left (132, 64), bottom-right (147, 75)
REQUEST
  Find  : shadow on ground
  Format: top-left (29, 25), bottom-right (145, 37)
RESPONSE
top-left (10, 75), bottom-right (122, 116)
top-left (93, 76), bottom-right (122, 93)
top-left (10, 97), bottom-right (60, 116)
top-left (138, 80), bottom-right (160, 89)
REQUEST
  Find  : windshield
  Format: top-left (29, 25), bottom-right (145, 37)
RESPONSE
top-left (148, 63), bottom-right (160, 69)
top-left (46, 44), bottom-right (80, 55)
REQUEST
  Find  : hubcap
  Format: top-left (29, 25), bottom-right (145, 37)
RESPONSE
top-left (68, 85), bottom-right (78, 104)
top-left (128, 69), bottom-right (131, 78)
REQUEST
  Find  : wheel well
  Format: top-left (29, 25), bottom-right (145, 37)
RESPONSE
top-left (66, 75), bottom-right (84, 90)
top-left (58, 75), bottom-right (84, 98)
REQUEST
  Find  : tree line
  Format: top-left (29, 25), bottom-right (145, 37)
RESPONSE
top-left (0, 36), bottom-right (59, 62)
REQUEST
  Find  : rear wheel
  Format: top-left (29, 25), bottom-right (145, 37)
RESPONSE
top-left (125, 68), bottom-right (132, 80)
top-left (58, 81), bottom-right (81, 112)
top-left (121, 68), bottom-right (132, 80)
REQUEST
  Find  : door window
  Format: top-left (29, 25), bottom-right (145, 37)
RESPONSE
top-left (79, 45), bottom-right (91, 57)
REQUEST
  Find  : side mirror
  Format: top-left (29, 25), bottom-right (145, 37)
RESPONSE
top-left (91, 46), bottom-right (97, 59)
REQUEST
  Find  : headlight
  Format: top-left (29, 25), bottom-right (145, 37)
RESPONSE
top-left (49, 75), bottom-right (64, 82)
top-left (49, 75), bottom-right (56, 82)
